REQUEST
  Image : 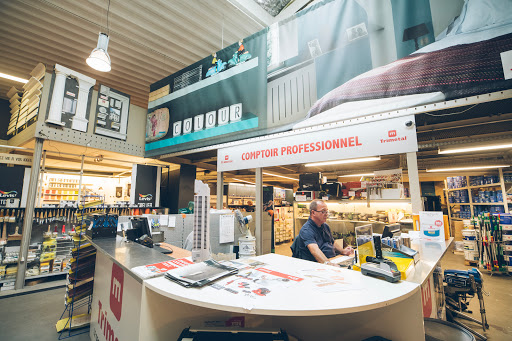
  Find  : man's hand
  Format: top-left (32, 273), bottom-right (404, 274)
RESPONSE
top-left (341, 245), bottom-right (354, 256)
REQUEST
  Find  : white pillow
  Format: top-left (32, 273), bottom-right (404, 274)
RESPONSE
top-left (457, 0), bottom-right (512, 33)
top-left (435, 0), bottom-right (468, 41)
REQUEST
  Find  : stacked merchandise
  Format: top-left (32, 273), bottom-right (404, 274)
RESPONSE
top-left (500, 215), bottom-right (512, 273)
top-left (66, 238), bottom-right (96, 304)
top-left (6, 86), bottom-right (22, 137)
top-left (17, 63), bottom-right (45, 134)
top-left (471, 214), bottom-right (510, 273)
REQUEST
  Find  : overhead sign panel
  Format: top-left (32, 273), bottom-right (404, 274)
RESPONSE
top-left (217, 115), bottom-right (418, 172)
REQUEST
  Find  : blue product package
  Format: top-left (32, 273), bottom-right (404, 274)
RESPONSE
top-left (500, 214), bottom-right (512, 225)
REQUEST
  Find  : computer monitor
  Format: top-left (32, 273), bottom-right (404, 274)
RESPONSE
top-left (128, 217), bottom-right (152, 241)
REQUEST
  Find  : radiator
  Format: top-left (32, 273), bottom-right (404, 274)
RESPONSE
top-left (267, 62), bottom-right (317, 128)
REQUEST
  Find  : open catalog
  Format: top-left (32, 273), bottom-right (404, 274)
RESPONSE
top-left (164, 259), bottom-right (239, 288)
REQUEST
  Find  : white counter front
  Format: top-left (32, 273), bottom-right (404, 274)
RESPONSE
top-left (141, 253), bottom-right (424, 340)
top-left (89, 237), bottom-right (453, 341)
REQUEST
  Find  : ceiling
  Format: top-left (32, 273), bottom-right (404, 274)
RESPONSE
top-left (0, 0), bottom-right (310, 108)
top-left (2, 0), bottom-right (512, 190)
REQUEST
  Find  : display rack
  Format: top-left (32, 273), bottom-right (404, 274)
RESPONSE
top-left (444, 169), bottom-right (511, 221)
top-left (57, 196), bottom-right (103, 339)
top-left (469, 214), bottom-right (512, 274)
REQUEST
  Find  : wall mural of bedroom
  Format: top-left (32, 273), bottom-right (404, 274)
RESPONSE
top-left (145, 0), bottom-right (491, 157)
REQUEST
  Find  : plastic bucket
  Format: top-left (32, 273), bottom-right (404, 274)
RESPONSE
top-left (462, 229), bottom-right (477, 241)
top-left (464, 250), bottom-right (479, 261)
top-left (239, 236), bottom-right (256, 258)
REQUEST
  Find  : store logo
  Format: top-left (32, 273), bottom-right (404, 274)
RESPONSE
top-left (0, 190), bottom-right (17, 198)
top-left (435, 220), bottom-right (443, 227)
top-left (381, 130), bottom-right (407, 144)
top-left (220, 154), bottom-right (233, 164)
top-left (110, 263), bottom-right (124, 321)
top-left (138, 193), bottom-right (153, 201)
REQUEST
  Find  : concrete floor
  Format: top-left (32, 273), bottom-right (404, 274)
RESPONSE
top-left (0, 242), bottom-right (509, 340)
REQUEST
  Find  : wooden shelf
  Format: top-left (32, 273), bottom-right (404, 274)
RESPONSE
top-left (447, 183), bottom-right (504, 191)
top-left (472, 203), bottom-right (505, 205)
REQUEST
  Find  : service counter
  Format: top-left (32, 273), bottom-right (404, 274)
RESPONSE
top-left (88, 236), bottom-right (452, 341)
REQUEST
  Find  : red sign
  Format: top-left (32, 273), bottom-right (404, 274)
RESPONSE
top-left (388, 130), bottom-right (397, 137)
top-left (110, 263), bottom-right (124, 321)
top-left (421, 278), bottom-right (433, 318)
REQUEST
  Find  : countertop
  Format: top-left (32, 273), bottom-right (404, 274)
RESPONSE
top-left (407, 237), bottom-right (453, 285)
top-left (144, 253), bottom-right (420, 316)
top-left (88, 236), bottom-right (190, 283)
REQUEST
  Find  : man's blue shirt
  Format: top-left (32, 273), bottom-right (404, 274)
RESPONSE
top-left (297, 217), bottom-right (335, 262)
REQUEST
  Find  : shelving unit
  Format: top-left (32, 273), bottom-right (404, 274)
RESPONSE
top-left (274, 206), bottom-right (294, 243)
top-left (41, 178), bottom-right (92, 204)
top-left (444, 169), bottom-right (511, 221)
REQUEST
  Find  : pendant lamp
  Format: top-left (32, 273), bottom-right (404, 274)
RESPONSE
top-left (86, 32), bottom-right (111, 72)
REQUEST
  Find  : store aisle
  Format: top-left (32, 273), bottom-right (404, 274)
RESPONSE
top-left (0, 287), bottom-right (90, 341)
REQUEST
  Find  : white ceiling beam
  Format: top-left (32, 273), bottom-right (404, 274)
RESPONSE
top-left (226, 0), bottom-right (274, 27)
top-left (274, 0), bottom-right (312, 22)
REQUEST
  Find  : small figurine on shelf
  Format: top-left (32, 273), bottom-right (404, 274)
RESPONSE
top-left (228, 39), bottom-right (252, 67)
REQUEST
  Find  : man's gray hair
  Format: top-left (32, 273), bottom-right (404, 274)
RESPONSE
top-left (309, 200), bottom-right (325, 212)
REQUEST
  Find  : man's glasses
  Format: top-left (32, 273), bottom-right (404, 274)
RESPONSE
top-left (312, 210), bottom-right (329, 215)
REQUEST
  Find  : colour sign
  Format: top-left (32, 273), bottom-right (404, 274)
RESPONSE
top-left (217, 115), bottom-right (417, 172)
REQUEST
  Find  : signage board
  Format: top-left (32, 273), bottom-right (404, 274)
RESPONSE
top-left (130, 164), bottom-right (161, 208)
top-left (0, 153), bottom-right (33, 166)
top-left (218, 115), bottom-right (417, 172)
top-left (419, 211), bottom-right (445, 242)
top-left (94, 85), bottom-right (130, 140)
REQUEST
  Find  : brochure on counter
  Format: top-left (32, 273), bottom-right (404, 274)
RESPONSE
top-left (165, 259), bottom-right (240, 288)
top-left (131, 258), bottom-right (194, 279)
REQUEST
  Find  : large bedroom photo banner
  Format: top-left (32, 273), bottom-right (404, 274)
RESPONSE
top-left (144, 0), bottom-right (439, 158)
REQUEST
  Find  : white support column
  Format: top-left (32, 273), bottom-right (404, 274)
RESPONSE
top-left (255, 168), bottom-right (263, 256)
top-left (216, 171), bottom-right (224, 210)
top-left (406, 152), bottom-right (423, 214)
top-left (71, 78), bottom-right (95, 132)
top-left (45, 69), bottom-right (67, 126)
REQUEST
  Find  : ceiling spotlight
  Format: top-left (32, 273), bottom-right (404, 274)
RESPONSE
top-left (86, 33), bottom-right (111, 72)
top-left (438, 142), bottom-right (512, 154)
top-left (338, 173), bottom-right (374, 178)
top-left (305, 156), bottom-right (381, 167)
top-left (426, 165), bottom-right (510, 172)
top-left (262, 172), bottom-right (298, 181)
top-left (94, 155), bottom-right (104, 162)
top-left (0, 72), bottom-right (28, 83)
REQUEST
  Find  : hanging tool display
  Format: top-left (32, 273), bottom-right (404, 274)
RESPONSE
top-left (474, 213), bottom-right (508, 273)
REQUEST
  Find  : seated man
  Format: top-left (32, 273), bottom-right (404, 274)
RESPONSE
top-left (296, 200), bottom-right (353, 265)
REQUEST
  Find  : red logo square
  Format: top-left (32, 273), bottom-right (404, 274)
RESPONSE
top-left (225, 155), bottom-right (229, 160)
top-left (110, 263), bottom-right (124, 321)
top-left (388, 130), bottom-right (397, 137)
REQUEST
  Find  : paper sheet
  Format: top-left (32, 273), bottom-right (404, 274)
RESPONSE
top-left (168, 215), bottom-right (176, 227)
top-left (219, 214), bottom-right (235, 243)
top-left (159, 214), bottom-right (169, 226)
